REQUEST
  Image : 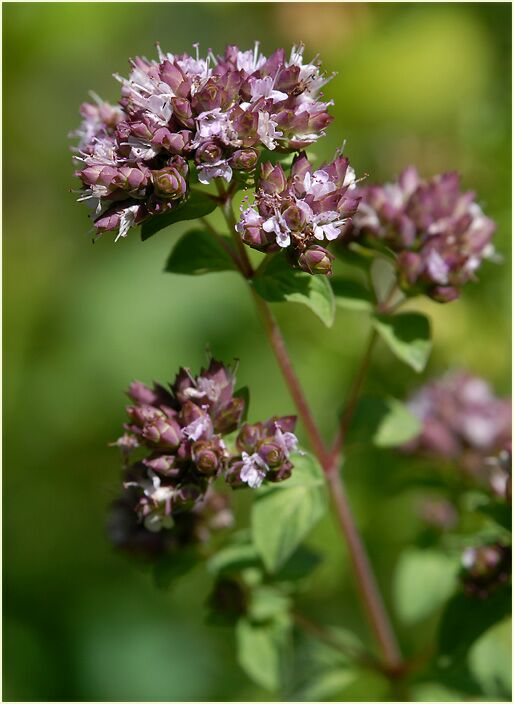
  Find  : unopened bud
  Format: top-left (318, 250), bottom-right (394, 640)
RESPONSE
top-left (195, 141), bottom-right (224, 165)
top-left (237, 423), bottom-right (262, 453)
top-left (431, 286), bottom-right (460, 303)
top-left (297, 245), bottom-right (334, 276)
top-left (171, 97), bottom-right (195, 128)
top-left (152, 167), bottom-right (187, 200)
top-left (260, 162), bottom-right (287, 195)
top-left (230, 148), bottom-right (258, 172)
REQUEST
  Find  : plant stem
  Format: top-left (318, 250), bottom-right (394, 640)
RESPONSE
top-left (250, 289), bottom-right (332, 466)
top-left (324, 468), bottom-right (403, 672)
top-left (215, 180), bottom-right (254, 278)
top-left (212, 193), bottom-right (404, 676)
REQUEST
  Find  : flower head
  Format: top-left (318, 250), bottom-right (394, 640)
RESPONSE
top-left (403, 371), bottom-right (511, 479)
top-left (110, 358), bottom-right (298, 545)
top-left (236, 151), bottom-right (359, 275)
top-left (349, 168), bottom-right (497, 301)
top-left (71, 43), bottom-right (334, 241)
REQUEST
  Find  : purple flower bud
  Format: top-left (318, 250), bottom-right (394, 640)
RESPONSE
top-left (127, 381), bottom-right (159, 405)
top-left (260, 162), bottom-right (287, 195)
top-left (273, 416), bottom-right (297, 434)
top-left (179, 399), bottom-right (204, 426)
top-left (192, 438), bottom-right (226, 475)
top-left (282, 204), bottom-right (306, 231)
top-left (214, 397), bottom-right (246, 435)
top-left (151, 128), bottom-right (190, 154)
top-left (236, 423), bottom-right (263, 453)
top-left (431, 286), bottom-right (460, 303)
top-left (290, 152), bottom-right (312, 186)
top-left (231, 108), bottom-right (258, 144)
top-left (126, 404), bottom-right (164, 427)
top-left (130, 120), bottom-right (154, 141)
top-left (142, 417), bottom-right (182, 450)
top-left (80, 164), bottom-right (118, 187)
top-left (94, 210), bottom-right (121, 233)
top-left (230, 148), bottom-right (258, 172)
top-left (266, 460), bottom-right (293, 483)
top-left (224, 460), bottom-right (246, 489)
top-left (171, 97), bottom-right (195, 129)
top-left (114, 166), bottom-right (149, 193)
top-left (274, 65), bottom-right (301, 92)
top-left (297, 245), bottom-right (334, 276)
top-left (152, 167), bottom-right (188, 200)
top-left (195, 141), bottom-right (224, 165)
top-left (192, 80), bottom-right (226, 113)
top-left (143, 455), bottom-right (180, 477)
top-left (159, 60), bottom-right (190, 98)
top-left (257, 442), bottom-right (285, 469)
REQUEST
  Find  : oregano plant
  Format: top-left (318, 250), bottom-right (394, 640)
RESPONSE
top-left (71, 42), bottom-right (511, 700)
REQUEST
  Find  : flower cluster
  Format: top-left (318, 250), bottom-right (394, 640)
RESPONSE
top-left (403, 371), bottom-right (511, 476)
top-left (460, 543), bottom-right (511, 599)
top-left (108, 484), bottom-right (233, 558)
top-left (71, 43), bottom-right (334, 241)
top-left (236, 152), bottom-right (360, 275)
top-left (111, 359), bottom-right (298, 535)
top-left (349, 168), bottom-right (497, 302)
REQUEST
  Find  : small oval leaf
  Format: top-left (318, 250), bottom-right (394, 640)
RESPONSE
top-left (251, 453), bottom-right (327, 572)
top-left (141, 190), bottom-right (217, 240)
top-left (165, 228), bottom-right (235, 275)
top-left (330, 277), bottom-right (374, 311)
top-left (252, 255), bottom-right (335, 327)
top-left (373, 312), bottom-right (432, 372)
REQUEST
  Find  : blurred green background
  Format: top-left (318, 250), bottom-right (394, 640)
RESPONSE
top-left (4, 2), bottom-right (511, 701)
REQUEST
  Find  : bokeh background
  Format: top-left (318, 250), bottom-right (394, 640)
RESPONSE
top-left (4, 2), bottom-right (511, 701)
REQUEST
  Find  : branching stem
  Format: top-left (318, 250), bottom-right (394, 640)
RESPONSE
top-left (210, 191), bottom-right (404, 677)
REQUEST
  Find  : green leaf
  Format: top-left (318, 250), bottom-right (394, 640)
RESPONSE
top-left (236, 616), bottom-right (291, 691)
top-left (252, 255), bottom-right (335, 327)
top-left (476, 501), bottom-right (512, 533)
top-left (349, 396), bottom-right (421, 448)
top-left (141, 190), bottom-right (217, 240)
top-left (372, 398), bottom-right (421, 447)
top-left (271, 545), bottom-right (322, 583)
top-left (393, 548), bottom-right (458, 624)
top-left (251, 453), bottom-right (328, 572)
top-left (411, 682), bottom-right (464, 701)
top-left (468, 617), bottom-right (512, 698)
top-left (373, 312), bottom-right (432, 372)
top-left (164, 228), bottom-right (235, 275)
top-left (249, 587), bottom-right (291, 623)
top-left (152, 549), bottom-right (197, 590)
top-left (207, 542), bottom-right (261, 576)
top-left (258, 148), bottom-right (296, 167)
top-left (330, 278), bottom-right (373, 312)
top-left (295, 669), bottom-right (358, 701)
top-left (438, 584), bottom-right (511, 659)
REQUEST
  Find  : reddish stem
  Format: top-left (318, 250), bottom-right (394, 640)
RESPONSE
top-left (214, 195), bottom-right (404, 675)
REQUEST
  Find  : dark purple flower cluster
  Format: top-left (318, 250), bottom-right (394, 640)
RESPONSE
top-left (349, 167), bottom-right (497, 301)
top-left (236, 152), bottom-right (360, 275)
top-left (404, 372), bottom-right (511, 474)
top-left (112, 359), bottom-right (298, 534)
top-left (71, 43), bottom-right (334, 241)
top-left (460, 543), bottom-right (511, 599)
top-left (108, 485), bottom-right (233, 558)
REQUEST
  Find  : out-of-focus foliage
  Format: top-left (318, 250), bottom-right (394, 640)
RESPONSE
top-left (4, 3), bottom-right (511, 700)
